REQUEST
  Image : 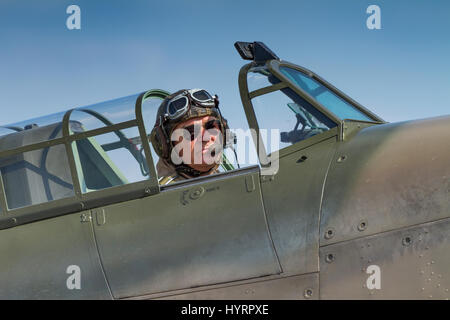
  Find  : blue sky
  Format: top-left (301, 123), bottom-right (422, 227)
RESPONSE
top-left (0, 0), bottom-right (449, 128)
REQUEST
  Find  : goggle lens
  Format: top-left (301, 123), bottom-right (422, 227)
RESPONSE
top-left (192, 90), bottom-right (212, 101)
top-left (166, 89), bottom-right (216, 120)
top-left (168, 96), bottom-right (188, 116)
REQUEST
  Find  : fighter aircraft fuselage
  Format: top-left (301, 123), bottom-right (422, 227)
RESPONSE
top-left (0, 42), bottom-right (448, 299)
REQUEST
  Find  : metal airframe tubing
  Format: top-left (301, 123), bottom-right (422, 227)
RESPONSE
top-left (71, 120), bottom-right (137, 141)
top-left (0, 173), bottom-right (8, 214)
top-left (249, 82), bottom-right (288, 99)
top-left (63, 108), bottom-right (83, 198)
top-left (0, 137), bottom-right (65, 159)
top-left (135, 90), bottom-right (160, 194)
top-left (238, 62), bottom-right (272, 170)
top-left (0, 121), bottom-right (138, 160)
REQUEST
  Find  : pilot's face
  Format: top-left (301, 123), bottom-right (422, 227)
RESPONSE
top-left (172, 116), bottom-right (223, 172)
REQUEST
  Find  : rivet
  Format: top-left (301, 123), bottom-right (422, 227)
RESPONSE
top-left (431, 261), bottom-right (435, 264)
top-left (437, 284), bottom-right (441, 288)
top-left (431, 272), bottom-right (435, 276)
top-left (304, 288), bottom-right (314, 299)
top-left (402, 236), bottom-right (412, 246)
top-left (325, 253), bottom-right (335, 263)
top-left (337, 155), bottom-right (347, 163)
top-left (358, 220), bottom-right (368, 232)
top-left (420, 271), bottom-right (424, 275)
top-left (144, 187), bottom-right (151, 194)
top-left (325, 228), bottom-right (335, 240)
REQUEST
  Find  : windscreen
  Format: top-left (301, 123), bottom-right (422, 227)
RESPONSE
top-left (279, 66), bottom-right (375, 122)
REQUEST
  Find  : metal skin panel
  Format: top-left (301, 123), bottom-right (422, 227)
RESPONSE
top-left (93, 168), bottom-right (281, 299)
top-left (320, 218), bottom-right (450, 299)
top-left (151, 273), bottom-right (319, 300)
top-left (261, 136), bottom-right (337, 276)
top-left (320, 115), bottom-right (450, 245)
top-left (0, 211), bottom-right (111, 299)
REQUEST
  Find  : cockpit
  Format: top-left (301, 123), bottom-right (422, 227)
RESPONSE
top-left (0, 42), bottom-right (383, 225)
top-left (0, 89), bottom-right (244, 213)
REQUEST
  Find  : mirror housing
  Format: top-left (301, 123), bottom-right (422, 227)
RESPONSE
top-left (234, 41), bottom-right (280, 63)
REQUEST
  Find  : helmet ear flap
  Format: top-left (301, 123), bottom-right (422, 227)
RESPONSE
top-left (150, 124), bottom-right (171, 160)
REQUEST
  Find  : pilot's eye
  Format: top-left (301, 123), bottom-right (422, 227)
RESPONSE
top-left (205, 120), bottom-right (221, 130)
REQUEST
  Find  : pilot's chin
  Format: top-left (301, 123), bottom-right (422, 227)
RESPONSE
top-left (187, 163), bottom-right (216, 173)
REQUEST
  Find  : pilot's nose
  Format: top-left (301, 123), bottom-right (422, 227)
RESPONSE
top-left (202, 126), bottom-right (218, 144)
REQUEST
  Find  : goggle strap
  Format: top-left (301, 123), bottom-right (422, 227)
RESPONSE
top-left (159, 115), bottom-right (170, 145)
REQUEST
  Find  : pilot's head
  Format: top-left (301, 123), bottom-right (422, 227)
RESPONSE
top-left (150, 88), bottom-right (230, 178)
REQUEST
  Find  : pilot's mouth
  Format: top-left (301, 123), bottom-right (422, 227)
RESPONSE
top-left (211, 150), bottom-right (216, 157)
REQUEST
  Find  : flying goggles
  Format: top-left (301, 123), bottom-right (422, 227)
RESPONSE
top-left (165, 89), bottom-right (218, 120)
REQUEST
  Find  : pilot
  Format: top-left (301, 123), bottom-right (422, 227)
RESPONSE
top-left (150, 88), bottom-right (230, 185)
